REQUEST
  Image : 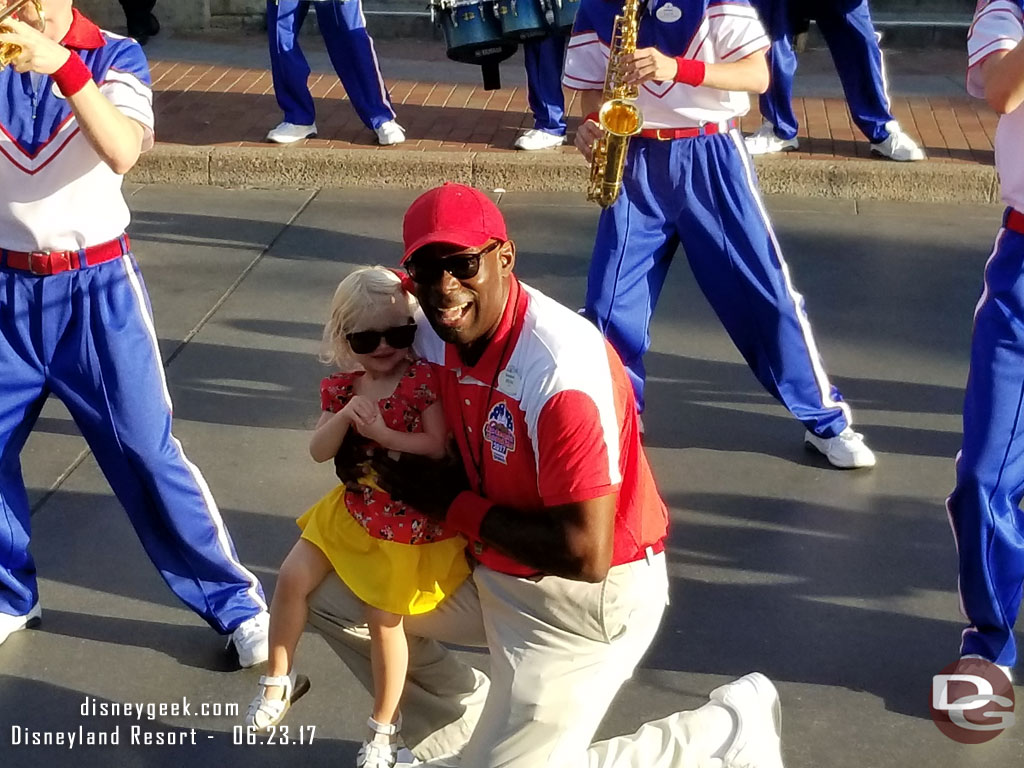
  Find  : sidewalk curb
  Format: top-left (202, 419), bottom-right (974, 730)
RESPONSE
top-left (130, 144), bottom-right (999, 204)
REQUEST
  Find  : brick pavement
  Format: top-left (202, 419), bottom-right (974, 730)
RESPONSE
top-left (148, 36), bottom-right (996, 166)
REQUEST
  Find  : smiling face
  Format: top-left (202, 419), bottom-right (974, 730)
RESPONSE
top-left (406, 239), bottom-right (515, 359)
top-left (346, 301), bottom-right (415, 377)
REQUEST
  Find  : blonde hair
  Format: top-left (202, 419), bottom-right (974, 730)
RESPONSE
top-left (321, 266), bottom-right (416, 368)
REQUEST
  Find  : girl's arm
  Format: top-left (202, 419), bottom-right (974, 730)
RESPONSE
top-left (355, 401), bottom-right (448, 460)
top-left (309, 409), bottom-right (353, 463)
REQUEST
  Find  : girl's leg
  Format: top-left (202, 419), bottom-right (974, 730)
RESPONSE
top-left (263, 539), bottom-right (333, 700)
top-left (367, 606), bottom-right (409, 727)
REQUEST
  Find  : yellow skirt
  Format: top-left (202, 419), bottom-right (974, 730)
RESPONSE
top-left (297, 485), bottom-right (470, 616)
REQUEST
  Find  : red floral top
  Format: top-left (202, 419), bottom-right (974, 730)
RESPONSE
top-left (321, 360), bottom-right (454, 545)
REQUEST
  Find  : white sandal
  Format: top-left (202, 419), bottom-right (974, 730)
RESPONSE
top-left (356, 715), bottom-right (402, 768)
top-left (244, 672), bottom-right (311, 732)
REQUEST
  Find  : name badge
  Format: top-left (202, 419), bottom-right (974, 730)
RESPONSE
top-left (656, 2), bottom-right (682, 22)
top-left (498, 366), bottom-right (522, 398)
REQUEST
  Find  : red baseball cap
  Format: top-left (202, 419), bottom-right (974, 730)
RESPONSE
top-left (402, 183), bottom-right (508, 263)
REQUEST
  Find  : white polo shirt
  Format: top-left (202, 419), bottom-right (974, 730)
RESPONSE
top-left (0, 10), bottom-right (154, 252)
top-left (968, 0), bottom-right (1024, 211)
top-left (562, 0), bottom-right (769, 129)
top-left (413, 276), bottom-right (669, 577)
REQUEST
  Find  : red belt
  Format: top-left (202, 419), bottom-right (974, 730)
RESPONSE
top-left (639, 120), bottom-right (737, 141)
top-left (1, 235), bottom-right (129, 276)
top-left (1006, 208), bottom-right (1024, 235)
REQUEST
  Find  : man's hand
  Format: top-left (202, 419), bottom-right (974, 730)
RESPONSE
top-left (371, 448), bottom-right (469, 521)
top-left (333, 432), bottom-right (377, 492)
top-left (620, 47), bottom-right (678, 85)
top-left (0, 17), bottom-right (69, 75)
top-left (574, 116), bottom-right (602, 163)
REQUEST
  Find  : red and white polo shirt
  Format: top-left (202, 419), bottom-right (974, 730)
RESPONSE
top-left (415, 276), bottom-right (670, 577)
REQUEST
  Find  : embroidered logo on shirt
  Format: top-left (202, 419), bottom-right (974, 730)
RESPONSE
top-left (51, 82), bottom-right (67, 100)
top-left (483, 401), bottom-right (516, 464)
top-left (655, 2), bottom-right (682, 23)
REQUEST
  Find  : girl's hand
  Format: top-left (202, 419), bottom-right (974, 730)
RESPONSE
top-left (353, 413), bottom-right (391, 445)
top-left (0, 17), bottom-right (70, 75)
top-left (341, 395), bottom-right (378, 429)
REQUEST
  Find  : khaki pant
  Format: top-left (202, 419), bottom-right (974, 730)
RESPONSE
top-left (307, 551), bottom-right (731, 767)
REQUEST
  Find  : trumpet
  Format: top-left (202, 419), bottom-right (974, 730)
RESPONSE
top-left (0, 0), bottom-right (46, 69)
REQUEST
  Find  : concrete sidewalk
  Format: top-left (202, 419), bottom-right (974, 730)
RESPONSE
top-left (133, 32), bottom-right (1000, 203)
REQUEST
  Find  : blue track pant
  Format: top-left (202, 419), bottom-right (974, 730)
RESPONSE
top-left (267, 0), bottom-right (395, 131)
top-left (523, 33), bottom-right (567, 136)
top-left (948, 214), bottom-right (1024, 668)
top-left (585, 130), bottom-right (850, 437)
top-left (0, 242), bottom-right (266, 632)
top-left (753, 0), bottom-right (894, 143)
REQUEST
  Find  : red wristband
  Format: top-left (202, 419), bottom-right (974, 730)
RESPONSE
top-left (673, 58), bottom-right (706, 87)
top-left (52, 53), bottom-right (92, 97)
top-left (584, 111), bottom-right (599, 125)
top-left (447, 490), bottom-right (492, 541)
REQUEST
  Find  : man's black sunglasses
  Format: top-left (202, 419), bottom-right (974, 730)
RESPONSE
top-left (405, 241), bottom-right (502, 285)
top-left (346, 323), bottom-right (417, 355)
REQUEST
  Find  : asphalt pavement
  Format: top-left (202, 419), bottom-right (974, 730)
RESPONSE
top-left (0, 185), bottom-right (1021, 767)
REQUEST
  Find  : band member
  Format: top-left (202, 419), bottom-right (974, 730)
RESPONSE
top-left (946, 0), bottom-right (1024, 681)
top-left (0, 0), bottom-right (270, 665)
top-left (564, 0), bottom-right (876, 468)
top-left (515, 35), bottom-right (570, 150)
top-left (117, 0), bottom-right (158, 46)
top-left (745, 0), bottom-right (924, 161)
top-left (265, 0), bottom-right (405, 146)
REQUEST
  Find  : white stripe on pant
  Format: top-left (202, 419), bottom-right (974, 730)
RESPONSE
top-left (308, 551), bottom-right (737, 767)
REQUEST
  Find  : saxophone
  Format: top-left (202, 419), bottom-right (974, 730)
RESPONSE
top-left (586, 0), bottom-right (643, 208)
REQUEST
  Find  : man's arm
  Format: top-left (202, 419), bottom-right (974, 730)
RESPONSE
top-left (463, 493), bottom-right (617, 583)
top-left (0, 18), bottom-right (145, 173)
top-left (980, 47), bottom-right (1024, 114)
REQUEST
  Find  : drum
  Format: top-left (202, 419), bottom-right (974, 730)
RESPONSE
top-left (495, 0), bottom-right (549, 42)
top-left (550, 0), bottom-right (580, 32)
top-left (432, 0), bottom-right (518, 66)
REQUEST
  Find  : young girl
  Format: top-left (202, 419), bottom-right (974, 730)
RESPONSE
top-left (245, 267), bottom-right (469, 768)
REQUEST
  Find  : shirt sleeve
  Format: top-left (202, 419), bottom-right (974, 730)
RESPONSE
top-left (563, 0), bottom-right (608, 91)
top-left (99, 38), bottom-right (155, 150)
top-left (967, 1), bottom-right (1023, 98)
top-left (534, 389), bottom-right (620, 506)
top-left (707, 1), bottom-right (770, 62)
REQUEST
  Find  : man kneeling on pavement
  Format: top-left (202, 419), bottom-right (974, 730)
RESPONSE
top-left (308, 182), bottom-right (786, 768)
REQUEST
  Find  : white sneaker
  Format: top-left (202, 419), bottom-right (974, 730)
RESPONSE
top-left (744, 122), bottom-right (799, 155)
top-left (804, 427), bottom-right (877, 469)
top-left (710, 672), bottom-right (784, 768)
top-left (960, 654), bottom-right (1014, 683)
top-left (0, 602), bottom-right (42, 646)
top-left (375, 120), bottom-right (407, 146)
top-left (266, 121), bottom-right (317, 144)
top-left (870, 121), bottom-right (925, 162)
top-left (513, 129), bottom-right (566, 151)
top-left (230, 611), bottom-right (269, 668)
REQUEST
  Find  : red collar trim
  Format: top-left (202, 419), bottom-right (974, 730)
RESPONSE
top-left (445, 275), bottom-right (528, 378)
top-left (61, 9), bottom-right (105, 50)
